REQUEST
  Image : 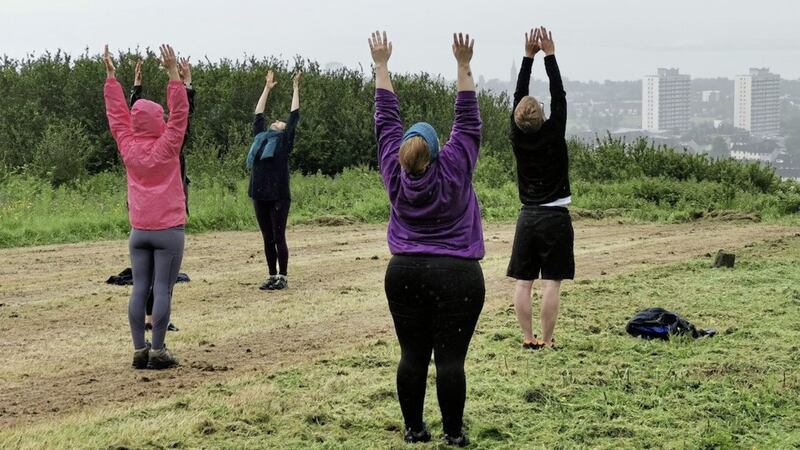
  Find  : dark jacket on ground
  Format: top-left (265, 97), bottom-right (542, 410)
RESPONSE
top-left (510, 55), bottom-right (571, 205)
top-left (248, 110), bottom-right (299, 202)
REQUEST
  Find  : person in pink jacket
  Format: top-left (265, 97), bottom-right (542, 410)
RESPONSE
top-left (103, 44), bottom-right (188, 370)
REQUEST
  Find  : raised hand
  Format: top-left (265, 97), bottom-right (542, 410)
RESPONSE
top-left (292, 71), bottom-right (302, 89)
top-left (538, 26), bottom-right (555, 56)
top-left (159, 44), bottom-right (180, 81)
top-left (179, 58), bottom-right (192, 86)
top-left (452, 33), bottom-right (476, 92)
top-left (134, 59), bottom-right (143, 86)
top-left (525, 28), bottom-right (541, 58)
top-left (368, 31), bottom-right (392, 66)
top-left (452, 32), bottom-right (474, 66)
top-left (266, 70), bottom-right (277, 90)
top-left (103, 45), bottom-right (116, 79)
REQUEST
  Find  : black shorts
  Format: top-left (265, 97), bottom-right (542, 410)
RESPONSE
top-left (506, 206), bottom-right (575, 281)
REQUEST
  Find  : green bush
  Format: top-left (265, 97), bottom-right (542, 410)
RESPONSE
top-left (31, 118), bottom-right (96, 186)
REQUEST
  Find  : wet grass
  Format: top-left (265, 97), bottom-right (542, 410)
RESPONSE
top-left (2, 167), bottom-right (799, 248)
top-left (2, 237), bottom-right (799, 449)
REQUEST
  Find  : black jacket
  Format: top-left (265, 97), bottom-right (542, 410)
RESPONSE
top-left (510, 55), bottom-right (571, 205)
top-left (248, 110), bottom-right (300, 202)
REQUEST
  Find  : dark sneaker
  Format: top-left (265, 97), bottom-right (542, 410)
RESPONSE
top-left (269, 275), bottom-right (288, 290)
top-left (146, 322), bottom-right (178, 332)
top-left (444, 431), bottom-right (470, 447)
top-left (403, 422), bottom-right (432, 443)
top-left (131, 342), bottom-right (151, 369)
top-left (147, 345), bottom-right (178, 370)
top-left (259, 276), bottom-right (278, 291)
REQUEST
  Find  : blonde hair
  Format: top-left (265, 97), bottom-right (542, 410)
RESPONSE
top-left (399, 136), bottom-right (430, 176)
top-left (514, 96), bottom-right (544, 134)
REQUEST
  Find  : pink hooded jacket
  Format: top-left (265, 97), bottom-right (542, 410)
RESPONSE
top-left (104, 79), bottom-right (189, 230)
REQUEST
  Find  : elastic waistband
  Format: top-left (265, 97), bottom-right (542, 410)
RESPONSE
top-left (132, 225), bottom-right (185, 232)
top-left (388, 254), bottom-right (481, 268)
top-left (521, 205), bottom-right (569, 214)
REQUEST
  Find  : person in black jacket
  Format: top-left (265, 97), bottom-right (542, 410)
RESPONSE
top-left (247, 70), bottom-right (300, 291)
top-left (506, 27), bottom-right (574, 350)
top-left (129, 58), bottom-right (195, 331)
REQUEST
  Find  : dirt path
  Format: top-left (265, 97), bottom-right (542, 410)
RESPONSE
top-left (0, 221), bottom-right (796, 428)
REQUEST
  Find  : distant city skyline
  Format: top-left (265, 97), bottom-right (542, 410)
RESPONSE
top-left (1, 0), bottom-right (799, 82)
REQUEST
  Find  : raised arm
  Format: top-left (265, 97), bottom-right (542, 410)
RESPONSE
top-left (253, 70), bottom-right (277, 136)
top-left (154, 44), bottom-right (189, 157)
top-left (513, 29), bottom-right (539, 109)
top-left (370, 31), bottom-right (402, 184)
top-left (179, 58), bottom-right (195, 138)
top-left (441, 33), bottom-right (481, 176)
top-left (284, 72), bottom-right (301, 147)
top-left (102, 45), bottom-right (133, 153)
top-left (291, 71), bottom-right (300, 112)
top-left (129, 59), bottom-right (143, 107)
top-left (539, 27), bottom-right (566, 130)
top-left (369, 31), bottom-right (394, 93)
top-left (453, 33), bottom-right (475, 93)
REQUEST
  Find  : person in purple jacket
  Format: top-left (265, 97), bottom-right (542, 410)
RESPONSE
top-left (370, 30), bottom-right (484, 447)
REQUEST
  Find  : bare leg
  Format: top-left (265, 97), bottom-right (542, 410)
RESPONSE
top-left (540, 280), bottom-right (562, 345)
top-left (513, 280), bottom-right (535, 342)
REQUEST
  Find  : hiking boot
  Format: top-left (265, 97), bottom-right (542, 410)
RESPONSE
top-left (147, 345), bottom-right (178, 370)
top-left (403, 422), bottom-right (432, 443)
top-left (269, 275), bottom-right (288, 290)
top-left (131, 342), bottom-right (151, 369)
top-left (144, 322), bottom-right (153, 331)
top-left (443, 431), bottom-right (470, 447)
top-left (259, 275), bottom-right (278, 291)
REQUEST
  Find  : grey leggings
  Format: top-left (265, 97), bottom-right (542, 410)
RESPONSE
top-left (128, 227), bottom-right (185, 350)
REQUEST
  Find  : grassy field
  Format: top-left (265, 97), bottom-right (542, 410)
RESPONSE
top-left (2, 166), bottom-right (799, 248)
top-left (1, 223), bottom-right (799, 449)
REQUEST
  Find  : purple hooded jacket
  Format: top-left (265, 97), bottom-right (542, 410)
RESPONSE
top-left (374, 88), bottom-right (485, 259)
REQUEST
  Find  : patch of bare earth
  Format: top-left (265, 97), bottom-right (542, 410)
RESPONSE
top-left (0, 221), bottom-right (796, 428)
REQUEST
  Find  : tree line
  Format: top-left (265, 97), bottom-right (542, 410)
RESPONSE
top-left (0, 49), bottom-right (513, 185)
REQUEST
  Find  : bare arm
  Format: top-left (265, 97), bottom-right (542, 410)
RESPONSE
top-left (369, 31), bottom-right (394, 93)
top-left (291, 71), bottom-right (300, 112)
top-left (453, 33), bottom-right (475, 92)
top-left (255, 70), bottom-right (277, 115)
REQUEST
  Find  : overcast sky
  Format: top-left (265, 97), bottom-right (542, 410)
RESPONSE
top-left (2, 0), bottom-right (798, 82)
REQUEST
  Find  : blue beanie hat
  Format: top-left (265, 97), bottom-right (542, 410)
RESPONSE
top-left (402, 122), bottom-right (440, 162)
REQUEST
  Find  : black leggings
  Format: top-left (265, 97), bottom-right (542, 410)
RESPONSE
top-left (384, 255), bottom-right (485, 436)
top-left (253, 200), bottom-right (290, 276)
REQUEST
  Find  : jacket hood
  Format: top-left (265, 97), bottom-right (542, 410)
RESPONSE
top-left (399, 162), bottom-right (440, 206)
top-left (131, 99), bottom-right (167, 138)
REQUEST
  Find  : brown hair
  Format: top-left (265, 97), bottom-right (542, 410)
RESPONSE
top-left (514, 96), bottom-right (544, 134)
top-left (399, 136), bottom-right (430, 176)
